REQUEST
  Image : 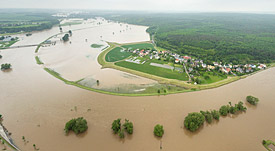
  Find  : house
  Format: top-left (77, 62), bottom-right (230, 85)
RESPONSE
top-left (213, 62), bottom-right (219, 66)
top-left (202, 63), bottom-right (207, 68)
top-left (175, 59), bottom-right (180, 63)
top-left (183, 56), bottom-right (191, 60)
top-left (258, 64), bottom-right (267, 69)
top-left (222, 67), bottom-right (231, 74)
top-left (236, 67), bottom-right (244, 73)
top-left (207, 65), bottom-right (215, 70)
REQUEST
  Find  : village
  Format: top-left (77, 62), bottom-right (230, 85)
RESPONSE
top-left (124, 47), bottom-right (267, 84)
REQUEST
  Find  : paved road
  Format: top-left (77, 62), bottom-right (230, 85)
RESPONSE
top-left (0, 124), bottom-right (21, 151)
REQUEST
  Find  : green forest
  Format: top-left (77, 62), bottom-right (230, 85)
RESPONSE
top-left (0, 11), bottom-right (59, 34)
top-left (103, 13), bottom-right (275, 64)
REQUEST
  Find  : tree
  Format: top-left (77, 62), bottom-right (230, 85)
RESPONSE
top-left (118, 129), bottom-right (125, 138)
top-left (200, 111), bottom-right (213, 124)
top-left (62, 34), bottom-right (69, 42)
top-left (246, 96), bottom-right (259, 105)
top-left (154, 124), bottom-right (164, 137)
top-left (111, 118), bottom-right (121, 134)
top-left (211, 110), bottom-right (220, 120)
top-left (219, 105), bottom-right (230, 116)
top-left (68, 30), bottom-right (72, 36)
top-left (1, 63), bottom-right (11, 70)
top-left (184, 112), bottom-right (205, 132)
top-left (64, 117), bottom-right (88, 134)
top-left (123, 119), bottom-right (133, 134)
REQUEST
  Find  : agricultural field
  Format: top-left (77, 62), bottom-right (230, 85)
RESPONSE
top-left (105, 47), bottom-right (132, 62)
top-left (115, 60), bottom-right (189, 81)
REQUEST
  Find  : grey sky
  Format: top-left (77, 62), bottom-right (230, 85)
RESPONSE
top-left (1, 0), bottom-right (275, 12)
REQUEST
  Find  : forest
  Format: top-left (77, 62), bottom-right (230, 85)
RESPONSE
top-left (102, 13), bottom-right (275, 64)
top-left (0, 11), bottom-right (59, 34)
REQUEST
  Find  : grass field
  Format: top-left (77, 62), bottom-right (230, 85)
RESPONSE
top-left (122, 43), bottom-right (154, 50)
top-left (91, 44), bottom-right (104, 48)
top-left (115, 61), bottom-right (189, 81)
top-left (0, 40), bottom-right (18, 49)
top-left (105, 47), bottom-right (132, 62)
top-left (198, 72), bottom-right (227, 84)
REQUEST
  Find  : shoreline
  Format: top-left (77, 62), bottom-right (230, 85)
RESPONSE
top-left (34, 29), bottom-right (274, 96)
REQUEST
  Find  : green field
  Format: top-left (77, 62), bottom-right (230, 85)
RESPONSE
top-left (0, 40), bottom-right (18, 49)
top-left (198, 72), bottom-right (227, 84)
top-left (122, 43), bottom-right (155, 50)
top-left (115, 61), bottom-right (189, 81)
top-left (91, 44), bottom-right (104, 48)
top-left (105, 47), bottom-right (132, 62)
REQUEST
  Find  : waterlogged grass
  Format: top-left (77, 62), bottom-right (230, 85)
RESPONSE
top-left (115, 61), bottom-right (189, 81)
top-left (35, 56), bottom-right (43, 65)
top-left (122, 43), bottom-right (154, 50)
top-left (105, 47), bottom-right (132, 62)
top-left (91, 44), bottom-right (104, 48)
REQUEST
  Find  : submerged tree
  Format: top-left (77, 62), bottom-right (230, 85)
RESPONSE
top-left (246, 96), bottom-right (259, 105)
top-left (64, 117), bottom-right (88, 134)
top-left (184, 112), bottom-right (205, 132)
top-left (154, 124), bottom-right (164, 137)
top-left (62, 34), bottom-right (69, 42)
top-left (1, 63), bottom-right (11, 70)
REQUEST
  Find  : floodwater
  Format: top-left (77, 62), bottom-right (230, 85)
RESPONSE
top-left (38, 18), bottom-right (157, 92)
top-left (0, 18), bottom-right (275, 151)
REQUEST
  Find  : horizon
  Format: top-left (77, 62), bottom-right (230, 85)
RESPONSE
top-left (1, 0), bottom-right (275, 13)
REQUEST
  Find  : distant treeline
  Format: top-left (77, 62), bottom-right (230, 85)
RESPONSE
top-left (102, 13), bottom-right (275, 64)
top-left (0, 12), bottom-right (59, 34)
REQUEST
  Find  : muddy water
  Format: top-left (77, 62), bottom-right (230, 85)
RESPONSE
top-left (0, 19), bottom-right (275, 151)
top-left (38, 18), bottom-right (157, 91)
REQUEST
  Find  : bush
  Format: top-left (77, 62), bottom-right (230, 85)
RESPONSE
top-left (200, 111), bottom-right (213, 124)
top-left (154, 124), bottom-right (164, 137)
top-left (123, 119), bottom-right (133, 134)
top-left (211, 110), bottom-right (220, 120)
top-left (184, 112), bottom-right (205, 132)
top-left (235, 101), bottom-right (247, 112)
top-left (262, 140), bottom-right (266, 145)
top-left (64, 117), bottom-right (88, 134)
top-left (118, 129), bottom-right (125, 138)
top-left (246, 96), bottom-right (259, 105)
top-left (62, 34), bottom-right (69, 41)
top-left (1, 63), bottom-right (11, 70)
top-left (219, 105), bottom-right (230, 116)
top-left (111, 118), bottom-right (121, 134)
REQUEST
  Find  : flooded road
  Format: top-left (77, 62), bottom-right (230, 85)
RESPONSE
top-left (0, 18), bottom-right (274, 151)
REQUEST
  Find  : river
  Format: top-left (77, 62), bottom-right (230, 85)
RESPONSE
top-left (0, 18), bottom-right (274, 151)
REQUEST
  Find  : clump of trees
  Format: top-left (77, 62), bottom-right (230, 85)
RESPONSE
top-left (62, 34), bottom-right (69, 42)
top-left (112, 118), bottom-right (133, 139)
top-left (246, 95), bottom-right (259, 105)
top-left (184, 112), bottom-right (205, 132)
top-left (185, 101), bottom-right (248, 132)
top-left (154, 124), bottom-right (164, 137)
top-left (64, 117), bottom-right (88, 134)
top-left (1, 63), bottom-right (11, 70)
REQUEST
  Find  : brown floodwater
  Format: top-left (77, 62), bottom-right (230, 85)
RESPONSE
top-left (0, 18), bottom-right (275, 151)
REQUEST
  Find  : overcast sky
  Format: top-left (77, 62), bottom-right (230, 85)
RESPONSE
top-left (1, 0), bottom-right (275, 13)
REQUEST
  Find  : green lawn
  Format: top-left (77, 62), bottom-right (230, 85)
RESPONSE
top-left (122, 43), bottom-right (155, 50)
top-left (115, 61), bottom-right (189, 81)
top-left (199, 72), bottom-right (227, 84)
top-left (105, 47), bottom-right (132, 62)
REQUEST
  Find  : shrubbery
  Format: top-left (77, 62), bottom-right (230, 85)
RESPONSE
top-left (246, 96), bottom-right (259, 105)
top-left (64, 117), bottom-right (88, 134)
top-left (112, 118), bottom-right (133, 139)
top-left (154, 124), bottom-right (164, 137)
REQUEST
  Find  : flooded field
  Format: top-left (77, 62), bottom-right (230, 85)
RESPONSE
top-left (0, 18), bottom-right (275, 151)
